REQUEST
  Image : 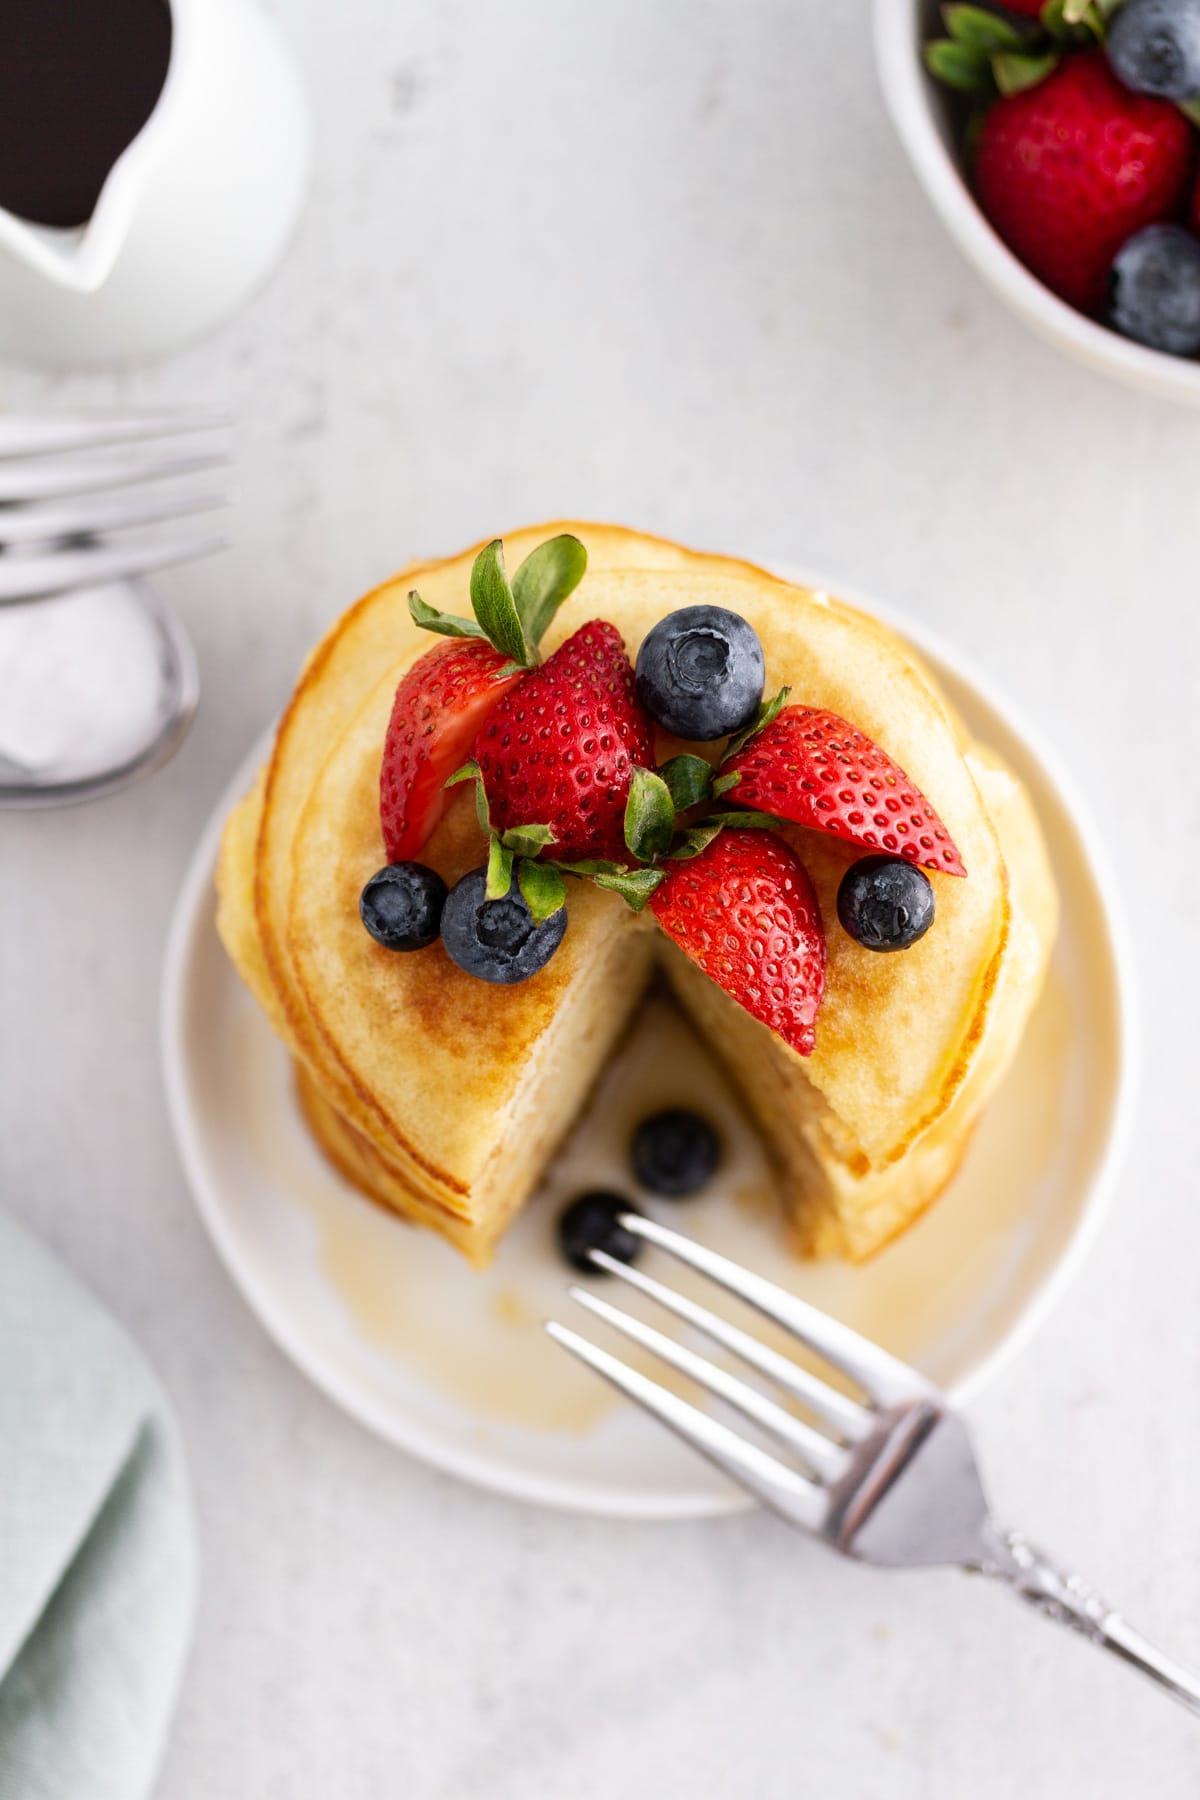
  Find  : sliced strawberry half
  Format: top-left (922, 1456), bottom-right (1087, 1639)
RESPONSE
top-left (380, 639), bottom-right (522, 862)
top-left (722, 707), bottom-right (967, 878)
top-left (474, 620), bottom-right (655, 863)
top-left (650, 828), bottom-right (826, 1057)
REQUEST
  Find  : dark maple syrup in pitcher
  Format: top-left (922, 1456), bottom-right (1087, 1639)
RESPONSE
top-left (0, 0), bottom-right (173, 228)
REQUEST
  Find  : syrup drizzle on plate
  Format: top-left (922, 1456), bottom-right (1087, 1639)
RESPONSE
top-left (237, 978), bottom-right (1071, 1438)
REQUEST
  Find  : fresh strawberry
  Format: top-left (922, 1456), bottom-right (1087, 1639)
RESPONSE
top-left (650, 829), bottom-right (826, 1057)
top-left (722, 707), bottom-right (967, 878)
top-left (474, 620), bottom-right (655, 863)
top-left (380, 639), bottom-right (521, 862)
top-left (975, 52), bottom-right (1194, 312)
top-left (997, 0), bottom-right (1046, 13)
top-left (1191, 165), bottom-right (1200, 236)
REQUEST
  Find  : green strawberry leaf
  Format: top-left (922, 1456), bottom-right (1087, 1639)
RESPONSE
top-left (517, 858), bottom-right (567, 924)
top-left (411, 535), bottom-right (586, 666)
top-left (512, 535), bottom-right (588, 649)
top-left (709, 809), bottom-right (780, 829)
top-left (408, 590), bottom-right (489, 641)
top-left (1038, 0), bottom-right (1095, 41)
top-left (1178, 97), bottom-right (1200, 127)
top-left (711, 769), bottom-right (741, 798)
top-left (991, 46), bottom-right (1059, 93)
top-left (500, 821), bottom-right (558, 858)
top-left (470, 539), bottom-right (533, 668)
top-left (473, 772), bottom-right (492, 835)
top-left (444, 758), bottom-right (494, 834)
top-left (669, 818), bottom-right (727, 861)
top-left (669, 809), bottom-right (780, 862)
top-left (444, 759), bottom-right (481, 789)
top-left (551, 858), bottom-right (627, 878)
top-left (486, 835), bottom-right (514, 900)
top-left (589, 866), bottom-right (667, 911)
top-left (943, 4), bottom-right (1025, 52)
top-left (924, 38), bottom-right (994, 92)
top-left (722, 685), bottom-right (790, 763)
top-left (658, 753), bottom-right (714, 811)
top-left (1061, 0), bottom-right (1115, 27)
top-left (444, 771), bottom-right (556, 861)
top-left (624, 767), bottom-right (676, 864)
top-left (550, 857), bottom-right (666, 912)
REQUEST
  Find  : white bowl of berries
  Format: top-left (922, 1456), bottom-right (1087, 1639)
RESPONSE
top-left (875, 0), bottom-right (1200, 403)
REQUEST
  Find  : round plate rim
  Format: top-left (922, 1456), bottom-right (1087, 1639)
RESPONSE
top-left (160, 565), bottom-right (1138, 1519)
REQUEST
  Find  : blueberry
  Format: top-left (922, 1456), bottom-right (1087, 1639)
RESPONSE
top-left (635, 606), bottom-right (765, 741)
top-left (1107, 0), bottom-right (1200, 100)
top-left (359, 862), bottom-right (448, 950)
top-left (557, 1192), bottom-right (642, 1273)
top-left (632, 1108), bottom-right (720, 1197)
top-left (1108, 225), bottom-right (1200, 357)
top-left (440, 867), bottom-right (567, 983)
top-left (837, 855), bottom-right (935, 953)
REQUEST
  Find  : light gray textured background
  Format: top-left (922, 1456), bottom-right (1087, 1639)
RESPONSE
top-left (3, 2), bottom-right (1198, 1794)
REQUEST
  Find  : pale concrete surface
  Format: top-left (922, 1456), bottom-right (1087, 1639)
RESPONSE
top-left (2, 1), bottom-right (1198, 1793)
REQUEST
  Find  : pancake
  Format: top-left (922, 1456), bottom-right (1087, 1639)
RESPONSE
top-left (660, 744), bottom-right (1057, 1258)
top-left (244, 527), bottom-right (763, 1205)
top-left (216, 523), bottom-right (1057, 1265)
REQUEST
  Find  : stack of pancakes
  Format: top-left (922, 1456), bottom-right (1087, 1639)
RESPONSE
top-left (217, 524), bottom-right (1057, 1265)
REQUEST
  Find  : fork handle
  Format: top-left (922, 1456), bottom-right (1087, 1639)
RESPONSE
top-left (976, 1523), bottom-right (1200, 1720)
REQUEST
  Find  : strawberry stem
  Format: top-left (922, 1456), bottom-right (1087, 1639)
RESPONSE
top-left (411, 534), bottom-right (590, 668)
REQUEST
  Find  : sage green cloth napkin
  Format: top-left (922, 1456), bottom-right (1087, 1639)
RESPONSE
top-left (0, 1213), bottom-right (196, 1800)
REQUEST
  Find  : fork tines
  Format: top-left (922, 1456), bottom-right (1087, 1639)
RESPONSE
top-left (0, 409), bottom-right (229, 459)
top-left (549, 1221), bottom-right (1200, 1717)
top-left (545, 1213), bottom-right (932, 1525)
top-left (0, 411), bottom-right (230, 606)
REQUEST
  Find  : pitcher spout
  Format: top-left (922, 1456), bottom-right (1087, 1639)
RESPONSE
top-left (0, 0), bottom-right (178, 297)
top-left (0, 213), bottom-right (118, 296)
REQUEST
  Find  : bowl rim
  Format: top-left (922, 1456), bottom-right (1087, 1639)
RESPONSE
top-left (160, 569), bottom-right (1139, 1517)
top-left (873, 0), bottom-right (1200, 404)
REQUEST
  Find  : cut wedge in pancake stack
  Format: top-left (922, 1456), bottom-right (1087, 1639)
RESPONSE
top-left (216, 523), bottom-right (1057, 1267)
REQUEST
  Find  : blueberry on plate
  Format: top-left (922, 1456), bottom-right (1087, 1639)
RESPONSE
top-left (1107, 0), bottom-right (1200, 101)
top-left (837, 855), bottom-right (935, 953)
top-left (359, 861), bottom-right (448, 951)
top-left (440, 867), bottom-right (567, 983)
top-left (635, 605), bottom-right (765, 741)
top-left (557, 1192), bottom-right (642, 1273)
top-left (1109, 224), bottom-right (1200, 357)
top-left (632, 1107), bottom-right (720, 1197)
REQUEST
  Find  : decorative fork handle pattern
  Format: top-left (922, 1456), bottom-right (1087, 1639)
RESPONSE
top-left (977, 1523), bottom-right (1200, 1720)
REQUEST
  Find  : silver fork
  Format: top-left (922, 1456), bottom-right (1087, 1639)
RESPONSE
top-left (547, 1213), bottom-right (1200, 1719)
top-left (0, 410), bottom-right (228, 604)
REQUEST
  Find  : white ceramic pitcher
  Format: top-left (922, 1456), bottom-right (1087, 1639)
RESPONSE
top-left (0, 0), bottom-right (309, 366)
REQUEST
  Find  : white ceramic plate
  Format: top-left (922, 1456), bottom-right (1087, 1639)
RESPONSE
top-left (161, 578), bottom-right (1136, 1518)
